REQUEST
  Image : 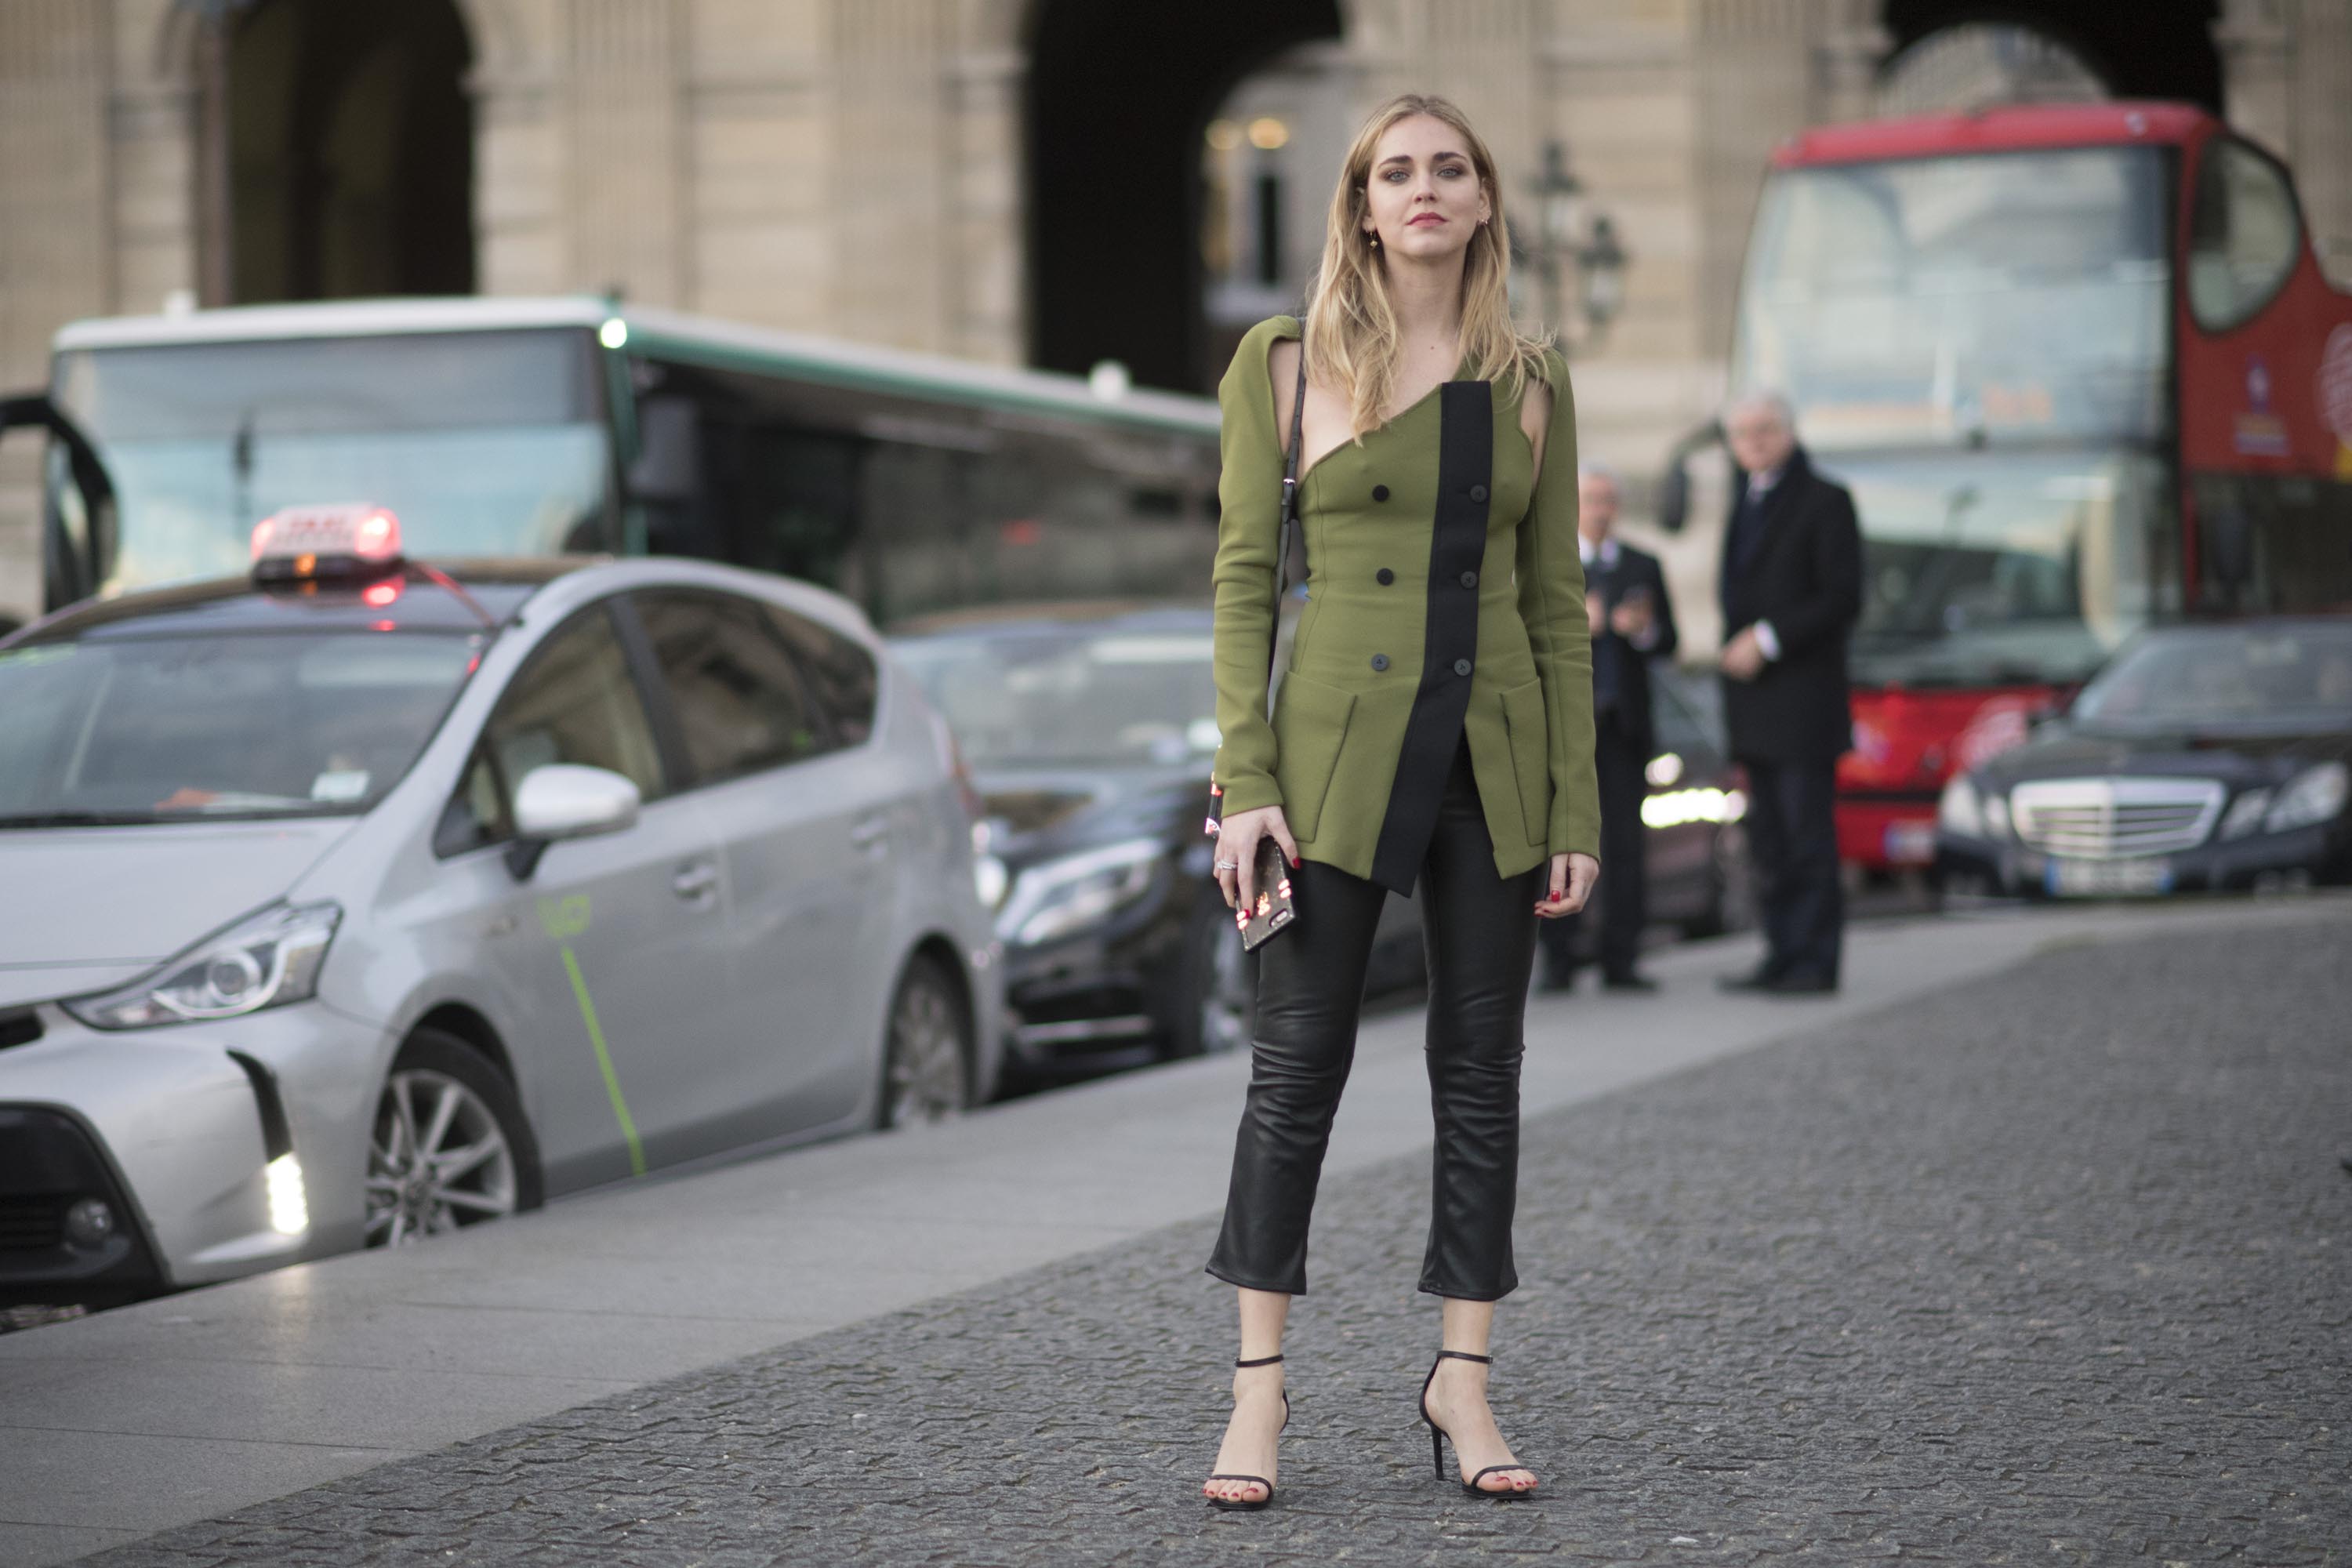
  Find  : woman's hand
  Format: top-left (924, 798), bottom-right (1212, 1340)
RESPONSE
top-left (1534, 851), bottom-right (1599, 918)
top-left (1214, 804), bottom-right (1300, 920)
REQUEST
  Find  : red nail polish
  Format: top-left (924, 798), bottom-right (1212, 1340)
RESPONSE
top-left (1290, 855), bottom-right (1300, 867)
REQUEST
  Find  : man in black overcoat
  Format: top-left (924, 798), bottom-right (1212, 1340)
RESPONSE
top-left (1715, 391), bottom-right (1862, 994)
top-left (1539, 463), bottom-right (1677, 991)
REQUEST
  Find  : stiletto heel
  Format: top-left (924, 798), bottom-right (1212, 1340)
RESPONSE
top-left (1204, 1352), bottom-right (1290, 1511)
top-left (1418, 1349), bottom-right (1536, 1499)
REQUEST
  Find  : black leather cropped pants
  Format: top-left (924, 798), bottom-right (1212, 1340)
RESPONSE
top-left (1205, 731), bottom-right (1547, 1301)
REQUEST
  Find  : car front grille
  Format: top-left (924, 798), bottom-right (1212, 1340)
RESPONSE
top-left (0, 1196), bottom-right (67, 1251)
top-left (2011, 778), bottom-right (2225, 859)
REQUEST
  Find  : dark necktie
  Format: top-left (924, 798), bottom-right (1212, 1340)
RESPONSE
top-left (1589, 555), bottom-right (1623, 714)
top-left (1728, 485), bottom-right (1770, 571)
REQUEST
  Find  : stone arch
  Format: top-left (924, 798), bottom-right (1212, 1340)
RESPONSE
top-left (1878, 0), bottom-right (2223, 110)
top-left (225, 0), bottom-right (476, 301)
top-left (149, 0), bottom-right (531, 83)
top-left (1023, 0), bottom-right (1348, 393)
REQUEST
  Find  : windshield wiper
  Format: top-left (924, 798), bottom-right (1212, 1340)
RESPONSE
top-left (0, 810), bottom-right (164, 828)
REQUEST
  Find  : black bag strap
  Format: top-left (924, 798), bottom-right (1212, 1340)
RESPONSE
top-left (1208, 327), bottom-right (1311, 836)
top-left (1268, 328), bottom-right (1308, 683)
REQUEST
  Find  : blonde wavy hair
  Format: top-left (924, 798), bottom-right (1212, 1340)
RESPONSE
top-left (1303, 93), bottom-right (1552, 437)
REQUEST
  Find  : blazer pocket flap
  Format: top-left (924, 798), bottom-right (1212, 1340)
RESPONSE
top-left (1270, 670), bottom-right (1358, 842)
top-left (1498, 676), bottom-right (1551, 845)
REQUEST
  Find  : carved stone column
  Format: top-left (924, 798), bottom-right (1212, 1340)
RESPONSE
top-left (564, 0), bottom-right (687, 303)
top-left (2213, 0), bottom-right (2293, 158)
top-left (0, 0), bottom-right (116, 622)
top-left (0, 0), bottom-right (115, 379)
top-left (946, 42), bottom-right (1024, 362)
top-left (1813, 0), bottom-right (1889, 125)
top-left (470, 4), bottom-right (562, 299)
top-left (2216, 0), bottom-right (2352, 285)
top-left (826, 0), bottom-right (949, 350)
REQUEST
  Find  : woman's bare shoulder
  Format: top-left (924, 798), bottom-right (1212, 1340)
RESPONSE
top-left (1519, 359), bottom-right (1555, 477)
top-left (1265, 322), bottom-right (1306, 434)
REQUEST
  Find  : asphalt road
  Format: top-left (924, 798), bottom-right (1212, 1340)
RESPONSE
top-left (42, 904), bottom-right (2350, 1566)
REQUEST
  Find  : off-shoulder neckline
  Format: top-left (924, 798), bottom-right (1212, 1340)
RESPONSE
top-left (1260, 317), bottom-right (1544, 492)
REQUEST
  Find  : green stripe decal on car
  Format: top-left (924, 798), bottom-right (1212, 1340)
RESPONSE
top-left (560, 946), bottom-right (645, 1177)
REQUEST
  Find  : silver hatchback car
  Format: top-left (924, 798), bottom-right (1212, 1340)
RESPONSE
top-left (0, 517), bottom-right (1002, 1305)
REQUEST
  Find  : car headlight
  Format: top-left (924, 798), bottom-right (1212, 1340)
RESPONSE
top-left (997, 837), bottom-right (1163, 948)
top-left (2220, 788), bottom-right (2273, 840)
top-left (1937, 774), bottom-right (1984, 838)
top-left (65, 902), bottom-right (342, 1029)
top-left (2265, 762), bottom-right (2348, 833)
top-left (1980, 791), bottom-right (2010, 840)
top-left (973, 852), bottom-right (1009, 910)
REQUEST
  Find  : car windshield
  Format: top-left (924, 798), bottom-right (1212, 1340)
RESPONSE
top-left (891, 626), bottom-right (1218, 768)
top-left (2068, 622), bottom-right (2352, 731)
top-left (1838, 448), bottom-right (2175, 689)
top-left (0, 631), bottom-right (481, 826)
top-left (53, 329), bottom-right (612, 597)
top-left (1737, 147), bottom-right (2169, 446)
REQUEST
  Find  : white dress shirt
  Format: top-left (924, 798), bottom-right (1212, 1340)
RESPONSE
top-left (1737, 467), bottom-right (1784, 661)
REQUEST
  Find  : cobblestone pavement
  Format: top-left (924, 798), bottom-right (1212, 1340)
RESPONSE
top-left (73, 911), bottom-right (2352, 1567)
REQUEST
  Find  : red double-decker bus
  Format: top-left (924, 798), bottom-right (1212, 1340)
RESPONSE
top-left (1704, 101), bottom-right (2352, 873)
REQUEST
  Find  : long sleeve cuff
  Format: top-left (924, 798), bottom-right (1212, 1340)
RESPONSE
top-left (1753, 619), bottom-right (1781, 660)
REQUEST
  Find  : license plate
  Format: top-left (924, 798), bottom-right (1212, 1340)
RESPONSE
top-left (1882, 820), bottom-right (1938, 865)
top-left (2044, 857), bottom-right (2172, 897)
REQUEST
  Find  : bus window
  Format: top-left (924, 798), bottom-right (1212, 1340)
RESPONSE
top-left (2191, 472), bottom-right (2352, 613)
top-left (2187, 139), bottom-right (2302, 334)
top-left (623, 350), bottom-right (1219, 625)
top-left (53, 328), bottom-right (615, 597)
top-left (1838, 448), bottom-right (2177, 689)
top-left (1737, 147), bottom-right (2169, 445)
top-left (624, 358), bottom-right (863, 590)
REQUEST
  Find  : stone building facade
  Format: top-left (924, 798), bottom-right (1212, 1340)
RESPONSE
top-left (2, 0), bottom-right (2347, 624)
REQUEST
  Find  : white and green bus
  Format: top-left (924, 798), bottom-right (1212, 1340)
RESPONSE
top-left (20, 296), bottom-right (1221, 626)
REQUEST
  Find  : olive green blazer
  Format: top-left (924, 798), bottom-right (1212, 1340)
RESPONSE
top-left (1210, 315), bottom-right (1602, 884)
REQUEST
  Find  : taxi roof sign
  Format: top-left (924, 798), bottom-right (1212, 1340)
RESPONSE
top-left (251, 504), bottom-right (404, 583)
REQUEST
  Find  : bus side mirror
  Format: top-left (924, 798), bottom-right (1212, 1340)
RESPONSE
top-left (1, 391), bottom-right (117, 612)
top-left (1654, 419), bottom-right (1722, 535)
top-left (1657, 462), bottom-right (1691, 534)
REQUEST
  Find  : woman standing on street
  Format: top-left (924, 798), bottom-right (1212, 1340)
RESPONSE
top-left (1198, 93), bottom-right (1601, 1508)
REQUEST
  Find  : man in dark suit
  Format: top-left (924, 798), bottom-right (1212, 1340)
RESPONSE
top-left (1715, 391), bottom-right (1862, 995)
top-left (1538, 463), bottom-right (1678, 993)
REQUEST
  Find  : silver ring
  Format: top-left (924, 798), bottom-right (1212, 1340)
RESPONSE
top-left (1213, 858), bottom-right (1238, 871)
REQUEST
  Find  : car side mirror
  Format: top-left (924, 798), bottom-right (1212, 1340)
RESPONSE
top-left (506, 764), bottom-right (641, 880)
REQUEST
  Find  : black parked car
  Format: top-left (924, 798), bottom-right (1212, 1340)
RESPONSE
top-left (887, 601), bottom-right (1421, 1077)
top-left (1629, 663), bottom-right (1755, 941)
top-left (1936, 617), bottom-right (2352, 898)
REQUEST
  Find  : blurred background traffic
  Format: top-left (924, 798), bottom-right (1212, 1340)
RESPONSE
top-left (2, 0), bottom-right (2349, 1315)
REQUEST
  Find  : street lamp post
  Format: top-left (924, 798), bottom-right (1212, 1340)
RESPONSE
top-left (1526, 140), bottom-right (1629, 351)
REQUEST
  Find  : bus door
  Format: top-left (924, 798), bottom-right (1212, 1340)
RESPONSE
top-left (0, 392), bottom-right (114, 623)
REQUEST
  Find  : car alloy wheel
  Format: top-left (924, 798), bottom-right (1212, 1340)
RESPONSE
top-left (366, 1065), bottom-right (521, 1246)
top-left (883, 955), bottom-right (971, 1127)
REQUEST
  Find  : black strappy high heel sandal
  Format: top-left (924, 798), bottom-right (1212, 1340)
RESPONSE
top-left (1203, 1352), bottom-right (1290, 1511)
top-left (1419, 1349), bottom-right (1536, 1499)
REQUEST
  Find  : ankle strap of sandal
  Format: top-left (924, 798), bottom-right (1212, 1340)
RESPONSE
top-left (1234, 1352), bottom-right (1284, 1368)
top-left (1435, 1349), bottom-right (1493, 1365)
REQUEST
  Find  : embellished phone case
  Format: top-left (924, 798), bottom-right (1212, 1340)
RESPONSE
top-left (1238, 835), bottom-right (1298, 952)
